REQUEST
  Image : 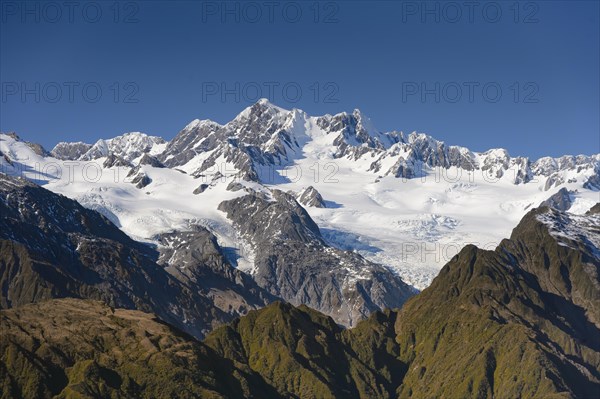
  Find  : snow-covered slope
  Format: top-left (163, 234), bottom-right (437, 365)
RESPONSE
top-left (1, 100), bottom-right (598, 289)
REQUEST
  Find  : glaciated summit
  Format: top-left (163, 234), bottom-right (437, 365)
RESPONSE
top-left (38, 100), bottom-right (600, 189)
top-left (78, 132), bottom-right (165, 162)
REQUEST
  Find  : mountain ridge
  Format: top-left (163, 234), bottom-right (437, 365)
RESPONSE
top-left (37, 100), bottom-right (598, 188)
top-left (1, 203), bottom-right (598, 398)
top-left (0, 173), bottom-right (274, 338)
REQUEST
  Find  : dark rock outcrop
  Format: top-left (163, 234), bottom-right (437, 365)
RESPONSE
top-left (540, 187), bottom-right (574, 211)
top-left (584, 172), bottom-right (600, 191)
top-left (193, 183), bottom-right (209, 194)
top-left (155, 226), bottom-right (275, 315)
top-left (218, 189), bottom-right (414, 327)
top-left (102, 153), bottom-right (132, 168)
top-left (137, 153), bottom-right (164, 168)
top-left (297, 186), bottom-right (326, 208)
top-left (130, 172), bottom-right (151, 189)
top-left (50, 141), bottom-right (92, 160)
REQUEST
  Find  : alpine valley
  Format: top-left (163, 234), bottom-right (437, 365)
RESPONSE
top-left (1, 100), bottom-right (599, 398)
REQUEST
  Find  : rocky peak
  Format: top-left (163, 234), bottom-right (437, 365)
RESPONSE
top-left (51, 141), bottom-right (92, 160)
top-left (297, 185), bottom-right (326, 208)
top-left (540, 187), bottom-right (575, 211)
top-left (586, 203), bottom-right (600, 215)
top-left (218, 189), bottom-right (414, 327)
top-left (315, 110), bottom-right (397, 160)
top-left (79, 132), bottom-right (165, 162)
top-left (81, 138), bottom-right (110, 160)
top-left (159, 119), bottom-right (222, 168)
top-left (103, 153), bottom-right (132, 168)
top-left (138, 153), bottom-right (164, 168)
top-left (144, 103), bottom-right (599, 187)
top-left (0, 132), bottom-right (49, 157)
top-left (226, 100), bottom-right (290, 146)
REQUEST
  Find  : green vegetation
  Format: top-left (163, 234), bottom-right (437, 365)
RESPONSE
top-left (0, 299), bottom-right (275, 399)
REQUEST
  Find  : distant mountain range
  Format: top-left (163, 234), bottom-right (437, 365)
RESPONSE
top-left (48, 100), bottom-right (599, 189)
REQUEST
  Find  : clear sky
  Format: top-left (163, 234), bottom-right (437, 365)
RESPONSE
top-left (1, 0), bottom-right (598, 159)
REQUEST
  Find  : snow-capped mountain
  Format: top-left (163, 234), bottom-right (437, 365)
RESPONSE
top-left (50, 141), bottom-right (92, 160)
top-left (1, 99), bottom-right (599, 295)
top-left (53, 132), bottom-right (166, 162)
top-left (156, 99), bottom-right (598, 188)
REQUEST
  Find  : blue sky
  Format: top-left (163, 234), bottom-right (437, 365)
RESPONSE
top-left (1, 0), bottom-right (598, 159)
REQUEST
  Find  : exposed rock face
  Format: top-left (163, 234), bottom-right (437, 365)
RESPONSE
top-left (50, 141), bottom-right (92, 160)
top-left (193, 183), bottom-right (209, 194)
top-left (226, 181), bottom-right (244, 191)
top-left (0, 174), bottom-right (272, 338)
top-left (137, 153), bottom-right (164, 168)
top-left (297, 185), bottom-right (326, 208)
top-left (24, 142), bottom-right (48, 157)
top-left (540, 187), bottom-right (574, 211)
top-left (368, 134), bottom-right (473, 178)
top-left (131, 172), bottom-right (151, 189)
top-left (587, 203), bottom-right (600, 215)
top-left (155, 226), bottom-right (275, 315)
top-left (535, 155), bottom-right (600, 191)
top-left (218, 190), bottom-right (415, 327)
top-left (159, 100), bottom-right (307, 182)
top-left (584, 172), bottom-right (600, 191)
top-left (159, 100), bottom-right (599, 188)
top-left (102, 153), bottom-right (132, 168)
top-left (158, 119), bottom-right (223, 167)
top-left (125, 162), bottom-right (158, 189)
top-left (158, 102), bottom-right (482, 184)
top-left (316, 109), bottom-right (400, 160)
top-left (125, 154), bottom-right (165, 190)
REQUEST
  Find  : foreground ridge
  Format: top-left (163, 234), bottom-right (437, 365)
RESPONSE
top-left (2, 204), bottom-right (599, 398)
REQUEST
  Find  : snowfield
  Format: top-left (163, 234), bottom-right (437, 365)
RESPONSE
top-left (271, 157), bottom-right (598, 288)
